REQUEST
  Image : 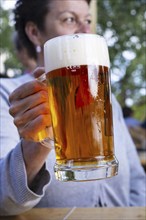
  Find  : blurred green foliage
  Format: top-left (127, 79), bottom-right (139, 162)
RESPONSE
top-left (0, 5), bottom-right (23, 73)
top-left (97, 0), bottom-right (146, 120)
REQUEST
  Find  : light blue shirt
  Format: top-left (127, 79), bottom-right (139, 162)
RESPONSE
top-left (0, 74), bottom-right (145, 216)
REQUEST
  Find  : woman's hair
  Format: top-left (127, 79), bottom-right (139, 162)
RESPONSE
top-left (14, 0), bottom-right (91, 60)
top-left (14, 0), bottom-right (50, 60)
top-left (13, 31), bottom-right (34, 59)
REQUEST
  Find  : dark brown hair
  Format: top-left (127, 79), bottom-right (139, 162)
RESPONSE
top-left (14, 0), bottom-right (92, 60)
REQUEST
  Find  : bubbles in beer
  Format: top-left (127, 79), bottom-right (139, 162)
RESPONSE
top-left (44, 34), bottom-right (114, 167)
top-left (46, 65), bottom-right (114, 163)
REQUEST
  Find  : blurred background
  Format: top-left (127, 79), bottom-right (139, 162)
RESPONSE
top-left (0, 0), bottom-right (146, 121)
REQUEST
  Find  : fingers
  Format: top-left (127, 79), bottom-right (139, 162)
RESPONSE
top-left (10, 99), bottom-right (52, 141)
top-left (9, 90), bottom-right (49, 116)
top-left (32, 67), bottom-right (45, 78)
top-left (9, 67), bottom-right (46, 103)
top-left (18, 114), bottom-right (52, 141)
top-left (13, 102), bottom-right (50, 128)
top-left (8, 70), bottom-right (52, 142)
top-left (9, 80), bottom-right (47, 102)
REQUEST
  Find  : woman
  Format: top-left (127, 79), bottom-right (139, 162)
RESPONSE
top-left (0, 0), bottom-right (145, 216)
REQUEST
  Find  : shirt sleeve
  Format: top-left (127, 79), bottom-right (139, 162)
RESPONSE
top-left (0, 83), bottom-right (51, 216)
top-left (98, 95), bottom-right (146, 207)
top-left (0, 142), bottom-right (51, 216)
top-left (122, 117), bottom-right (146, 206)
top-left (113, 96), bottom-right (146, 206)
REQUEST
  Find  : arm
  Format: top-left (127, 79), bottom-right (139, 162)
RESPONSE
top-left (99, 96), bottom-right (146, 207)
top-left (0, 69), bottom-right (52, 215)
top-left (122, 119), bottom-right (146, 206)
top-left (0, 141), bottom-right (51, 215)
top-left (113, 96), bottom-right (146, 206)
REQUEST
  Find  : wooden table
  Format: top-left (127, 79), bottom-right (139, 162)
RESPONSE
top-left (0, 207), bottom-right (145, 220)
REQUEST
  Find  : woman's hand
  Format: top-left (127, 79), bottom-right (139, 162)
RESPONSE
top-left (9, 67), bottom-right (52, 186)
top-left (9, 68), bottom-right (51, 142)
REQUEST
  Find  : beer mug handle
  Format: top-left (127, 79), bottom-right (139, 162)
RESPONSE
top-left (37, 73), bottom-right (54, 149)
top-left (37, 72), bottom-right (46, 82)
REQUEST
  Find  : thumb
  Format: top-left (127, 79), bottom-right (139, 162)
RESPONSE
top-left (32, 67), bottom-right (45, 79)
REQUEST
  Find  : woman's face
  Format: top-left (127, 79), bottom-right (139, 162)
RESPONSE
top-left (40, 0), bottom-right (92, 44)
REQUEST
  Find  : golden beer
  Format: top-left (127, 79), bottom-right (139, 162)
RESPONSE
top-left (44, 34), bottom-right (118, 181)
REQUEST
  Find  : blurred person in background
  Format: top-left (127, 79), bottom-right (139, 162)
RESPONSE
top-left (122, 106), bottom-right (141, 128)
top-left (141, 118), bottom-right (146, 130)
top-left (0, 0), bottom-right (145, 216)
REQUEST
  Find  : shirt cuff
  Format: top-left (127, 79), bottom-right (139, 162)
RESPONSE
top-left (10, 141), bottom-right (51, 202)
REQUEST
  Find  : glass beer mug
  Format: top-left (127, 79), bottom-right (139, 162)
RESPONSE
top-left (39, 34), bottom-right (119, 181)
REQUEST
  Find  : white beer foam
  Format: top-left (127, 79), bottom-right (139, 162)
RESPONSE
top-left (44, 34), bottom-right (110, 73)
